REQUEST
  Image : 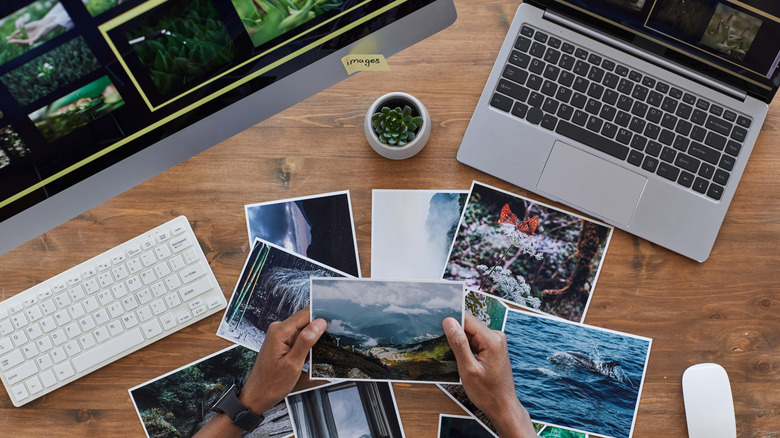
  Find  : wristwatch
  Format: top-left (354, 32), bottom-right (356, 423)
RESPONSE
top-left (211, 384), bottom-right (265, 431)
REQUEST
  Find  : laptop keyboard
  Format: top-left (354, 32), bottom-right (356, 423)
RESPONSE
top-left (490, 25), bottom-right (753, 201)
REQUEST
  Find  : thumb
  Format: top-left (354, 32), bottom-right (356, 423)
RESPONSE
top-left (288, 318), bottom-right (327, 365)
top-left (443, 317), bottom-right (479, 370)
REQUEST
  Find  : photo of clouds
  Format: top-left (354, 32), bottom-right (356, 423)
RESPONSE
top-left (504, 309), bottom-right (651, 438)
top-left (245, 191), bottom-right (360, 277)
top-left (372, 190), bottom-right (467, 280)
top-left (310, 278), bottom-right (464, 383)
top-left (129, 345), bottom-right (293, 438)
top-left (217, 238), bottom-right (349, 353)
top-left (286, 381), bottom-right (404, 438)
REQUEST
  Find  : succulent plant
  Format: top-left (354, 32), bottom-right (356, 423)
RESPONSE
top-left (371, 105), bottom-right (424, 146)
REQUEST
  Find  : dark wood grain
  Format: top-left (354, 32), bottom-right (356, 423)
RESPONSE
top-left (2, 0), bottom-right (780, 436)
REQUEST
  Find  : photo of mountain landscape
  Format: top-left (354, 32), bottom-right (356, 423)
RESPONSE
top-left (310, 278), bottom-right (464, 383)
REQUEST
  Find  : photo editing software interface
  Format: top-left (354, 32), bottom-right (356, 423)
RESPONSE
top-left (553, 0), bottom-right (780, 96)
top-left (0, 0), bottom-right (450, 253)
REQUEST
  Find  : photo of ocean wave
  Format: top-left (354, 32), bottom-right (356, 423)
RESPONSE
top-left (504, 310), bottom-right (651, 438)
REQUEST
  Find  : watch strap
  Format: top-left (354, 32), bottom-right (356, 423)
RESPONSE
top-left (212, 384), bottom-right (264, 431)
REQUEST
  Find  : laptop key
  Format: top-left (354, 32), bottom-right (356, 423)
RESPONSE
top-left (602, 122), bottom-right (618, 139)
top-left (521, 25), bottom-right (534, 37)
top-left (705, 132), bottom-right (727, 150)
top-left (559, 71), bottom-right (575, 87)
top-left (629, 117), bottom-right (645, 133)
top-left (675, 154), bottom-right (700, 173)
top-left (526, 107), bottom-right (543, 124)
top-left (629, 70), bottom-right (643, 82)
top-left (561, 42), bottom-right (575, 54)
top-left (511, 102), bottom-right (529, 119)
top-left (676, 120), bottom-right (692, 136)
top-left (647, 91), bottom-right (664, 107)
top-left (541, 79), bottom-right (558, 96)
top-left (631, 85), bottom-right (649, 101)
top-left (731, 126), bottom-right (747, 142)
top-left (657, 162), bottom-right (680, 181)
top-left (616, 128), bottom-right (632, 145)
top-left (529, 91), bottom-right (545, 107)
top-left (661, 147), bottom-right (676, 162)
top-left (557, 104), bottom-right (574, 120)
top-left (725, 140), bottom-right (742, 157)
top-left (647, 107), bottom-right (662, 124)
top-left (691, 109), bottom-right (707, 125)
top-left (646, 141), bottom-right (662, 157)
top-left (617, 95), bottom-right (633, 111)
top-left (661, 96), bottom-right (678, 113)
top-left (529, 58), bottom-right (545, 75)
top-left (603, 72), bottom-right (620, 89)
top-left (642, 76), bottom-right (656, 88)
top-left (709, 104), bottom-right (723, 116)
top-left (515, 36), bottom-right (532, 52)
top-left (571, 93), bottom-right (587, 109)
top-left (587, 66), bottom-right (605, 83)
top-left (659, 129), bottom-right (675, 146)
top-left (534, 31), bottom-right (548, 43)
top-left (707, 183), bottom-right (724, 200)
top-left (559, 54), bottom-right (576, 70)
top-left (693, 178), bottom-right (708, 194)
top-left (678, 171), bottom-right (694, 188)
top-left (699, 163), bottom-right (715, 179)
top-left (618, 78), bottom-right (634, 95)
top-left (509, 51), bottom-right (530, 69)
top-left (615, 65), bottom-right (629, 76)
top-left (600, 105), bottom-right (617, 122)
top-left (490, 93), bottom-right (514, 112)
top-left (719, 155), bottom-right (735, 171)
top-left (642, 156), bottom-right (659, 173)
top-left (631, 101), bottom-right (648, 118)
top-left (669, 87), bottom-right (683, 99)
top-left (603, 89), bottom-right (619, 105)
top-left (661, 114), bottom-right (677, 130)
top-left (689, 142), bottom-right (720, 164)
top-left (602, 59), bottom-right (615, 71)
top-left (723, 110), bottom-right (737, 122)
top-left (588, 53), bottom-right (602, 65)
top-left (503, 65), bottom-right (528, 85)
top-left (573, 60), bottom-right (590, 76)
top-left (696, 99), bottom-right (710, 111)
top-left (630, 135), bottom-right (647, 151)
top-left (682, 93), bottom-right (696, 105)
top-left (655, 82), bottom-right (670, 93)
top-left (556, 120), bottom-right (629, 160)
top-left (549, 37), bottom-right (562, 48)
top-left (555, 87), bottom-right (573, 103)
top-left (585, 98), bottom-right (601, 115)
top-left (673, 135), bottom-right (690, 152)
top-left (530, 42), bottom-right (546, 57)
top-left (644, 123), bottom-right (661, 140)
top-left (736, 115), bottom-right (751, 128)
top-left (615, 111), bottom-right (631, 127)
top-left (572, 110), bottom-right (588, 126)
top-left (544, 48), bottom-right (561, 65)
top-left (628, 150), bottom-right (644, 166)
top-left (691, 126), bottom-right (706, 142)
top-left (497, 79), bottom-right (529, 102)
top-left (586, 116), bottom-right (603, 132)
top-left (676, 103), bottom-right (693, 119)
top-left (527, 75), bottom-right (543, 91)
top-left (575, 48), bottom-right (588, 60)
top-left (541, 113), bottom-right (558, 130)
top-left (543, 97), bottom-right (559, 114)
top-left (713, 169), bottom-right (730, 186)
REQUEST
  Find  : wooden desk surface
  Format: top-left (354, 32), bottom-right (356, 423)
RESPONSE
top-left (2, 0), bottom-right (780, 436)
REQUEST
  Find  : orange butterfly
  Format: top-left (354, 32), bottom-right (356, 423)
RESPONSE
top-left (498, 204), bottom-right (539, 234)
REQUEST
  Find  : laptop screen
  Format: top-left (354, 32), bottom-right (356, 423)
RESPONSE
top-left (546, 0), bottom-right (780, 100)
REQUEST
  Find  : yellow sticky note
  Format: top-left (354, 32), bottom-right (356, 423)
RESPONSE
top-left (341, 54), bottom-right (390, 75)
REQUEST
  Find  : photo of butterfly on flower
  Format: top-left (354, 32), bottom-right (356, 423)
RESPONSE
top-left (443, 182), bottom-right (613, 322)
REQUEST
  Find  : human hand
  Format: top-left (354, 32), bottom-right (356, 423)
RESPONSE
top-left (443, 313), bottom-right (536, 438)
top-left (239, 307), bottom-right (327, 414)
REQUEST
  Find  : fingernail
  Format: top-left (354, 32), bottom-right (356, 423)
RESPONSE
top-left (312, 318), bottom-right (327, 333)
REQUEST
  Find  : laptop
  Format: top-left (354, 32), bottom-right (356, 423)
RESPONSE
top-left (457, 0), bottom-right (779, 262)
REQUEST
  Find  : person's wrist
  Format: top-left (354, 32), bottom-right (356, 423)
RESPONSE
top-left (490, 399), bottom-right (534, 438)
top-left (238, 386), bottom-right (276, 415)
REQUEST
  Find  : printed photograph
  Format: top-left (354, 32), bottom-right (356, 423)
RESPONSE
top-left (310, 278), bottom-right (464, 383)
top-left (0, 0), bottom-right (73, 67)
top-left (537, 425), bottom-right (587, 438)
top-left (0, 125), bottom-right (31, 171)
top-left (648, 0), bottom-right (711, 41)
top-left (245, 191), bottom-right (360, 277)
top-left (701, 4), bottom-right (762, 61)
top-left (231, 0), bottom-right (343, 48)
top-left (443, 182), bottom-right (612, 323)
top-left (123, 0), bottom-right (235, 98)
top-left (83, 0), bottom-right (132, 17)
top-left (371, 190), bottom-right (467, 280)
top-left (129, 345), bottom-right (293, 438)
top-left (465, 288), bottom-right (506, 331)
top-left (438, 414), bottom-right (494, 438)
top-left (504, 309), bottom-right (651, 438)
top-left (28, 75), bottom-right (125, 142)
top-left (1, 36), bottom-right (101, 107)
top-left (286, 381), bottom-right (404, 438)
top-left (216, 238), bottom-right (349, 353)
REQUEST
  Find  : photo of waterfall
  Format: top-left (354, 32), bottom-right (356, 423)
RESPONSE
top-left (371, 190), bottom-right (466, 280)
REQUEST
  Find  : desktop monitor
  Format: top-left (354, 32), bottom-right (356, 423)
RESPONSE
top-left (0, 0), bottom-right (456, 255)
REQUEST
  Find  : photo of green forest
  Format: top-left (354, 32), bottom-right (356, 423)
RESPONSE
top-left (28, 75), bottom-right (124, 142)
top-left (83, 0), bottom-right (128, 17)
top-left (124, 0), bottom-right (235, 98)
top-left (129, 345), bottom-right (293, 438)
top-left (0, 0), bottom-right (70, 67)
top-left (1, 36), bottom-right (101, 107)
top-left (443, 183), bottom-right (612, 323)
top-left (231, 0), bottom-right (343, 48)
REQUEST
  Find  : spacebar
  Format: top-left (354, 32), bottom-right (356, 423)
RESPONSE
top-left (72, 328), bottom-right (145, 373)
top-left (555, 120), bottom-right (629, 161)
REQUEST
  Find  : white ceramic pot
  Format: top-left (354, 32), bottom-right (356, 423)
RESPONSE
top-left (365, 92), bottom-right (431, 160)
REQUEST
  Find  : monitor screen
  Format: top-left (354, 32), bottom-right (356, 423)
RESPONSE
top-left (0, 0), bottom-right (455, 254)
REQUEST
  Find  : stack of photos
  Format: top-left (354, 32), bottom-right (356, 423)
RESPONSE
top-left (286, 381), bottom-right (404, 438)
top-left (245, 191), bottom-right (361, 277)
top-left (216, 238), bottom-right (351, 353)
top-left (309, 278), bottom-right (464, 384)
top-left (437, 414), bottom-right (494, 438)
top-left (443, 182), bottom-right (613, 323)
top-left (371, 190), bottom-right (467, 280)
top-left (129, 345), bottom-right (293, 438)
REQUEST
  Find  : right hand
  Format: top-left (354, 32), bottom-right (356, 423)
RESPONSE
top-left (443, 313), bottom-right (536, 438)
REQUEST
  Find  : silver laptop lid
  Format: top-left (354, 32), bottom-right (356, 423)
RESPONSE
top-left (529, 0), bottom-right (780, 103)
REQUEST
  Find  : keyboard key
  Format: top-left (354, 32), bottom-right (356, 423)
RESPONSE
top-left (533, 31), bottom-right (548, 43)
top-left (40, 370), bottom-right (57, 388)
top-left (713, 169), bottom-right (730, 186)
top-left (141, 321), bottom-right (163, 340)
top-left (719, 155), bottom-right (736, 171)
top-left (691, 109), bottom-right (707, 125)
top-left (693, 178), bottom-right (709, 194)
top-left (642, 156), bottom-right (659, 173)
top-left (642, 76), bottom-right (656, 88)
top-left (682, 93), bottom-right (696, 105)
top-left (657, 162), bottom-right (680, 181)
top-left (628, 150), bottom-right (644, 166)
top-left (586, 116), bottom-right (603, 132)
top-left (629, 117), bottom-right (645, 134)
top-left (691, 126), bottom-right (706, 142)
top-left (678, 171), bottom-right (694, 188)
top-left (705, 115), bottom-right (732, 136)
top-left (705, 132), bottom-right (727, 150)
top-left (646, 141), bottom-right (662, 157)
top-left (630, 135), bottom-right (647, 151)
top-left (655, 82), bottom-right (669, 93)
top-left (707, 184), bottom-right (724, 200)
top-left (615, 111), bottom-right (631, 128)
top-left (689, 142), bottom-right (721, 165)
top-left (529, 58), bottom-right (545, 74)
top-left (731, 126), bottom-right (747, 142)
top-left (675, 120), bottom-right (692, 137)
top-left (544, 48), bottom-right (561, 65)
top-left (661, 96), bottom-right (677, 114)
top-left (556, 120), bottom-right (629, 160)
top-left (676, 103), bottom-right (692, 119)
top-left (629, 70), bottom-right (642, 82)
top-left (673, 136), bottom-right (690, 152)
top-left (561, 42), bottom-right (575, 54)
top-left (601, 122), bottom-right (618, 139)
top-left (631, 101), bottom-right (648, 118)
top-left (736, 115), bottom-right (751, 128)
top-left (520, 25), bottom-right (534, 37)
top-left (710, 104), bottom-right (723, 116)
top-left (515, 35), bottom-right (532, 52)
top-left (660, 147), bottom-right (676, 163)
top-left (530, 42), bottom-right (546, 58)
top-left (699, 163), bottom-right (715, 179)
top-left (54, 362), bottom-right (75, 380)
top-left (541, 113), bottom-right (558, 130)
top-left (6, 361), bottom-right (38, 385)
top-left (647, 107), bottom-right (662, 124)
top-left (647, 91), bottom-right (663, 107)
top-left (659, 129), bottom-right (675, 146)
top-left (696, 99), bottom-right (710, 110)
top-left (723, 110), bottom-right (736, 122)
top-left (557, 104), bottom-right (574, 120)
top-left (511, 102), bottom-right (528, 119)
top-left (575, 48), bottom-right (588, 60)
top-left (603, 89), bottom-right (618, 105)
top-left (527, 75), bottom-right (543, 91)
top-left (572, 109), bottom-right (588, 126)
top-left (603, 72), bottom-right (620, 89)
top-left (725, 140), bottom-right (742, 157)
top-left (585, 99), bottom-right (602, 115)
top-left (615, 64), bottom-right (629, 76)
top-left (618, 78), bottom-right (633, 95)
top-left (675, 154), bottom-right (700, 173)
top-left (549, 37), bottom-right (562, 48)
top-left (669, 87), bottom-right (683, 99)
top-left (509, 51), bottom-right (530, 69)
top-left (542, 79), bottom-right (558, 96)
top-left (600, 105), bottom-right (617, 122)
top-left (631, 85), bottom-right (649, 101)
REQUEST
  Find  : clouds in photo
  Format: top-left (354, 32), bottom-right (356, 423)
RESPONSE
top-left (313, 279), bottom-right (462, 314)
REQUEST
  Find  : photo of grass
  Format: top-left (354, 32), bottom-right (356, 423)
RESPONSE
top-left (465, 289), bottom-right (506, 332)
top-left (231, 0), bottom-right (343, 48)
top-left (286, 381), bottom-right (404, 438)
top-left (701, 4), bottom-right (762, 61)
top-left (129, 345), bottom-right (293, 438)
top-left (443, 182), bottom-right (612, 323)
top-left (216, 238), bottom-right (350, 354)
top-left (371, 190), bottom-right (467, 280)
top-left (28, 75), bottom-right (124, 142)
top-left (648, 0), bottom-right (711, 41)
top-left (83, 0), bottom-right (130, 17)
top-left (1, 36), bottom-right (101, 107)
top-left (0, 125), bottom-right (31, 170)
top-left (124, 0), bottom-right (235, 97)
top-left (245, 191), bottom-right (360, 277)
top-left (0, 0), bottom-right (72, 67)
top-left (438, 414), bottom-right (494, 438)
top-left (310, 278), bottom-right (464, 384)
top-left (504, 309), bottom-right (651, 438)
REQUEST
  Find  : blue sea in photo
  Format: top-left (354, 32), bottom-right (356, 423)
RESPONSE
top-left (505, 311), bottom-right (650, 438)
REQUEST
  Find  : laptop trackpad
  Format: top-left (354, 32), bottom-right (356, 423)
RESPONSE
top-left (537, 141), bottom-right (647, 226)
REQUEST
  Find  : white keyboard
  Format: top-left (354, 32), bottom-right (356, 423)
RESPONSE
top-left (0, 216), bottom-right (226, 406)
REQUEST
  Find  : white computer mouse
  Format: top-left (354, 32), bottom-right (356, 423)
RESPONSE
top-left (682, 363), bottom-right (737, 438)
